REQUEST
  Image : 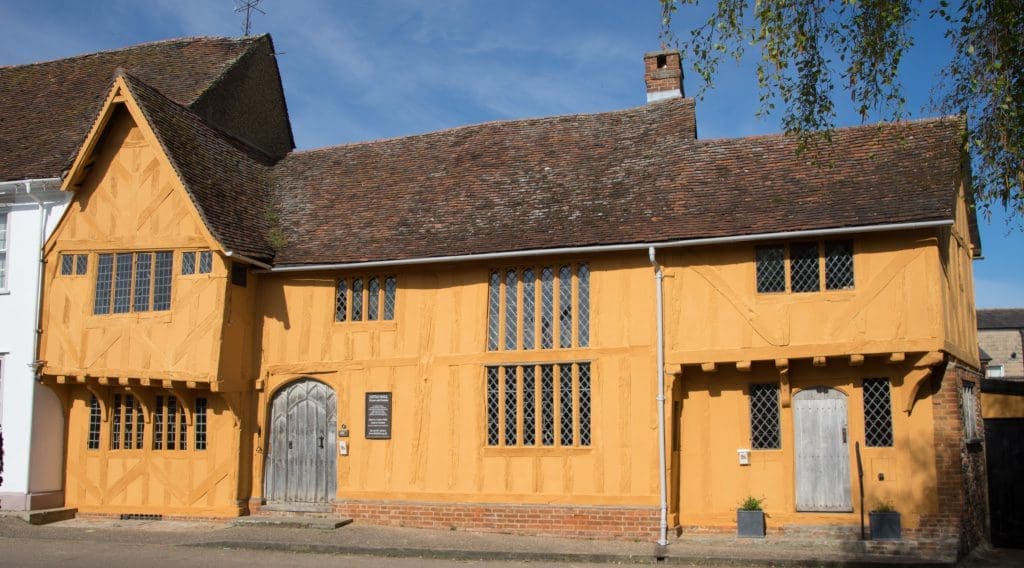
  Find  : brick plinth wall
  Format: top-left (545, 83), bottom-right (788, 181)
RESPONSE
top-left (333, 500), bottom-right (661, 541)
top-left (916, 360), bottom-right (988, 561)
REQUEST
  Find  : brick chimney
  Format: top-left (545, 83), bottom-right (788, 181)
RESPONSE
top-left (644, 50), bottom-right (684, 103)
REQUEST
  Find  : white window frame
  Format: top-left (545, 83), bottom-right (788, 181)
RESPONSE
top-left (0, 206), bottom-right (10, 293)
top-left (986, 364), bottom-right (1004, 378)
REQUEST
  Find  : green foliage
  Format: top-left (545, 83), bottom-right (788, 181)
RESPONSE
top-left (659, 0), bottom-right (1024, 224)
top-left (739, 495), bottom-right (764, 510)
top-left (264, 205), bottom-right (287, 252)
top-left (873, 499), bottom-right (897, 513)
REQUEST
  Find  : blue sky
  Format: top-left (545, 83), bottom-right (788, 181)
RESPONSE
top-left (2, 0), bottom-right (1020, 307)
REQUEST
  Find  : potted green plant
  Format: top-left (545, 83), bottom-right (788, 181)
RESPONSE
top-left (869, 500), bottom-right (901, 540)
top-left (737, 496), bottom-right (765, 538)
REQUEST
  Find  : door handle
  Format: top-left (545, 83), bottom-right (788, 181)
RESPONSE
top-left (842, 427), bottom-right (847, 444)
top-left (319, 435), bottom-right (324, 449)
top-left (288, 441), bottom-right (293, 449)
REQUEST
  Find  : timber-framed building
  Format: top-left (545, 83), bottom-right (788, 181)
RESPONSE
top-left (10, 40), bottom-right (988, 562)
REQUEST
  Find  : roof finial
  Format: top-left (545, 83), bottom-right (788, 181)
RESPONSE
top-left (234, 0), bottom-right (265, 36)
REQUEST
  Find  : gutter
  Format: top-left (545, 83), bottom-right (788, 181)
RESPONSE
top-left (224, 250), bottom-right (272, 270)
top-left (648, 247), bottom-right (669, 547)
top-left (260, 219), bottom-right (953, 273)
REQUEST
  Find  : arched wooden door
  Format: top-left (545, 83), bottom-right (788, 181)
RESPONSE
top-left (265, 379), bottom-right (337, 505)
top-left (794, 387), bottom-right (852, 512)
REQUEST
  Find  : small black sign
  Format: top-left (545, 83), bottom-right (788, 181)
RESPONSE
top-left (365, 392), bottom-right (392, 440)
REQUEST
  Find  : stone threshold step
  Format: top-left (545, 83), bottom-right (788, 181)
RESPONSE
top-left (0, 507), bottom-right (78, 525)
top-left (232, 516), bottom-right (353, 530)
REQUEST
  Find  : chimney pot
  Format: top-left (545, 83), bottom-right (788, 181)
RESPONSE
top-left (644, 50), bottom-right (684, 103)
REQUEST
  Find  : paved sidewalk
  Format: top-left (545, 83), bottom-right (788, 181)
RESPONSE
top-left (1, 516), bottom-right (1021, 566)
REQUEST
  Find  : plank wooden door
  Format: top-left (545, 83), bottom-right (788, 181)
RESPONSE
top-left (794, 387), bottom-right (852, 512)
top-left (265, 379), bottom-right (337, 504)
top-left (985, 418), bottom-right (1024, 548)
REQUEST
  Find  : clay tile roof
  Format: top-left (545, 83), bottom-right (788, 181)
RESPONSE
top-left (270, 98), bottom-right (963, 267)
top-left (1, 36), bottom-right (265, 182)
top-left (120, 72), bottom-right (275, 261)
top-left (977, 308), bottom-right (1024, 329)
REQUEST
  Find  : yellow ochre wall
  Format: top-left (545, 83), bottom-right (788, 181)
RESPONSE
top-left (253, 254), bottom-right (662, 507)
top-left (40, 105), bottom-right (247, 514)
top-left (63, 386), bottom-right (242, 516)
top-left (40, 108), bottom-right (233, 386)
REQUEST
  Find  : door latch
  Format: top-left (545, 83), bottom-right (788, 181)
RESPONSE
top-left (288, 441), bottom-right (293, 449)
top-left (319, 435), bottom-right (325, 449)
top-left (842, 426), bottom-right (848, 444)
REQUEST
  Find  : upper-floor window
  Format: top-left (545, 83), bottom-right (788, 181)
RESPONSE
top-left (335, 276), bottom-right (396, 322)
top-left (0, 208), bottom-right (9, 290)
top-left (60, 253), bottom-right (89, 277)
top-left (487, 264), bottom-right (589, 351)
top-left (986, 364), bottom-right (1004, 378)
top-left (181, 250), bottom-right (213, 275)
top-left (755, 240), bottom-right (854, 294)
top-left (93, 251), bottom-right (173, 315)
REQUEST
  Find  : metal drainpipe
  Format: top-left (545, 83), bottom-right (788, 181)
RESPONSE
top-left (648, 246), bottom-right (669, 546)
top-left (24, 181), bottom-right (51, 498)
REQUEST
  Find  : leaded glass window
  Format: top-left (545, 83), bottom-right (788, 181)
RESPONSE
top-left (94, 253), bottom-right (114, 314)
top-left (336, 276), bottom-right (397, 322)
top-left (755, 246), bottom-right (785, 293)
top-left (504, 270), bottom-right (518, 350)
top-left (486, 362), bottom-right (591, 448)
top-left (335, 280), bottom-right (348, 321)
top-left (559, 364), bottom-right (574, 446)
top-left (135, 400), bottom-right (145, 449)
top-left (123, 394), bottom-right (134, 449)
top-left (195, 398), bottom-right (208, 450)
top-left (522, 366), bottom-right (536, 446)
top-left (88, 395), bottom-right (101, 450)
top-left (198, 251), bottom-right (213, 274)
top-left (487, 264), bottom-right (589, 352)
top-left (863, 378), bottom-right (893, 447)
top-left (154, 396), bottom-right (164, 450)
top-left (504, 366), bottom-right (517, 445)
top-left (166, 396), bottom-right (178, 450)
top-left (153, 252), bottom-right (173, 311)
top-left (540, 268), bottom-right (554, 349)
top-left (522, 269), bottom-right (535, 350)
top-left (367, 277), bottom-right (380, 320)
top-left (825, 240), bottom-right (855, 289)
top-left (578, 362), bottom-right (591, 446)
top-left (181, 251), bottom-right (196, 275)
top-left (486, 367), bottom-right (500, 446)
top-left (111, 393), bottom-right (122, 450)
top-left (133, 253), bottom-right (152, 312)
top-left (487, 271), bottom-right (500, 350)
top-left (383, 277), bottom-right (397, 320)
top-left (789, 242), bottom-right (820, 293)
top-left (577, 264), bottom-right (590, 348)
top-left (541, 364), bottom-right (555, 446)
top-left (61, 254), bottom-right (75, 276)
top-left (750, 383), bottom-right (781, 449)
top-left (351, 278), bottom-right (363, 321)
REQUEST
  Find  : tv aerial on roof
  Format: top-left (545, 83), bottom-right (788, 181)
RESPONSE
top-left (234, 0), bottom-right (265, 37)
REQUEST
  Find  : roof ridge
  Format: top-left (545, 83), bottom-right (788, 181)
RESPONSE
top-left (288, 98), bottom-right (697, 156)
top-left (694, 115), bottom-right (963, 145)
top-left (0, 35), bottom-right (259, 71)
top-left (117, 69), bottom-right (277, 164)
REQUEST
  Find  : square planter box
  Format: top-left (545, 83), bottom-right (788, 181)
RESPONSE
top-left (737, 509), bottom-right (765, 538)
top-left (869, 511), bottom-right (901, 540)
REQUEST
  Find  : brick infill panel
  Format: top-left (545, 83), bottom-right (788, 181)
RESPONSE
top-left (333, 500), bottom-right (660, 541)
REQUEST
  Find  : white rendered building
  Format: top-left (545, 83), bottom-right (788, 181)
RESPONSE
top-left (0, 179), bottom-right (67, 510)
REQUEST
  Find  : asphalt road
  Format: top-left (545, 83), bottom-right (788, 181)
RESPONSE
top-left (0, 537), bottom-right (633, 568)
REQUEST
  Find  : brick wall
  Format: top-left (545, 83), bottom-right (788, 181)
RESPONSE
top-left (978, 329), bottom-right (1024, 378)
top-left (332, 499), bottom-right (660, 541)
top-left (917, 360), bottom-right (988, 561)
